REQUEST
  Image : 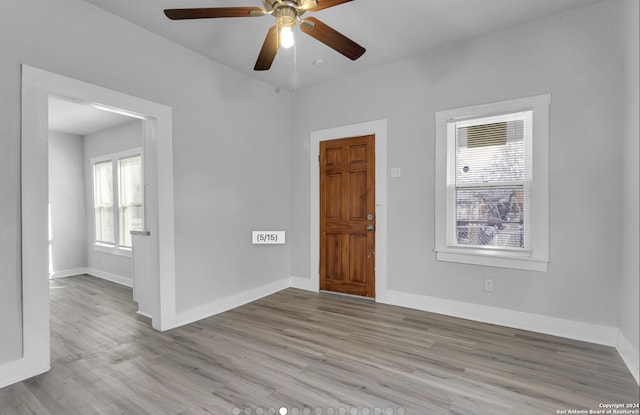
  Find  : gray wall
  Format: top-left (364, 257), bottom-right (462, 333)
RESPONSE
top-left (0, 0), bottom-right (27, 361)
top-left (49, 131), bottom-right (87, 274)
top-left (290, 0), bottom-right (631, 328)
top-left (619, 0), bottom-right (639, 357)
top-left (83, 120), bottom-right (142, 280)
top-left (0, 0), bottom-right (290, 364)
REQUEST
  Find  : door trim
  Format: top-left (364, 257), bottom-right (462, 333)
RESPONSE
top-left (5, 65), bottom-right (177, 388)
top-left (21, 65), bottom-right (176, 330)
top-left (309, 119), bottom-right (387, 300)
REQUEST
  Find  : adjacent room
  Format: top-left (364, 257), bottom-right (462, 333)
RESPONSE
top-left (47, 97), bottom-right (144, 287)
top-left (0, 0), bottom-right (638, 414)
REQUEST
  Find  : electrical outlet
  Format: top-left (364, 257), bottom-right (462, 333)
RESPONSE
top-left (484, 278), bottom-right (494, 292)
top-left (390, 167), bottom-right (402, 178)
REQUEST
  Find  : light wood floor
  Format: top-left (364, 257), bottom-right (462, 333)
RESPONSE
top-left (0, 275), bottom-right (637, 415)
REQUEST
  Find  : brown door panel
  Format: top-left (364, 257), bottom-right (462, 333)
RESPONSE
top-left (319, 135), bottom-right (375, 298)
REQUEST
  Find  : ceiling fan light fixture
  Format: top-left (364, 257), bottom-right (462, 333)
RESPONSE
top-left (276, 6), bottom-right (297, 48)
top-left (275, 5), bottom-right (297, 27)
top-left (280, 25), bottom-right (295, 48)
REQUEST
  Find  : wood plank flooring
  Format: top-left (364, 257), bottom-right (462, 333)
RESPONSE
top-left (0, 275), bottom-right (637, 415)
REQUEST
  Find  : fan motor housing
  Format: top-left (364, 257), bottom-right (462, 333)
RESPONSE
top-left (263, 0), bottom-right (316, 14)
top-left (276, 6), bottom-right (297, 27)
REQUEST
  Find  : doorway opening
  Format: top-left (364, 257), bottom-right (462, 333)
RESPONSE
top-left (19, 65), bottom-right (176, 384)
top-left (48, 96), bottom-right (142, 287)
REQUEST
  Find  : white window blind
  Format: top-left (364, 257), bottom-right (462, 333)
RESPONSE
top-left (447, 111), bottom-right (533, 251)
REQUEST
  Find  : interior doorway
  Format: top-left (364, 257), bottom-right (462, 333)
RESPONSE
top-left (18, 65), bottom-right (177, 385)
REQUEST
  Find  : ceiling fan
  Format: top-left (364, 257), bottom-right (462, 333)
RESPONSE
top-left (164, 0), bottom-right (365, 71)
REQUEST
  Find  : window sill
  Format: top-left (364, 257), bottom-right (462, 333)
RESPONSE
top-left (94, 243), bottom-right (132, 258)
top-left (435, 247), bottom-right (548, 272)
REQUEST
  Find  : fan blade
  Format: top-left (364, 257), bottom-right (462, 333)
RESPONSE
top-left (309, 0), bottom-right (353, 11)
top-left (164, 7), bottom-right (264, 20)
top-left (300, 17), bottom-right (365, 60)
top-left (254, 26), bottom-right (279, 71)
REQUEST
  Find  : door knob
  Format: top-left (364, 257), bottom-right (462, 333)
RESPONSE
top-left (366, 225), bottom-right (374, 231)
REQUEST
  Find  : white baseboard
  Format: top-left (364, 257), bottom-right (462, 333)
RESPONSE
top-left (378, 289), bottom-right (619, 347)
top-left (173, 278), bottom-right (291, 328)
top-left (86, 268), bottom-right (132, 287)
top-left (0, 359), bottom-right (49, 390)
top-left (49, 268), bottom-right (88, 279)
top-left (617, 331), bottom-right (640, 385)
top-left (136, 310), bottom-right (152, 319)
top-left (289, 275), bottom-right (317, 292)
top-left (49, 267), bottom-right (132, 288)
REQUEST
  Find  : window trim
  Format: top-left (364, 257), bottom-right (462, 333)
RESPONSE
top-left (94, 242), bottom-right (132, 257)
top-left (435, 94), bottom-right (550, 272)
top-left (91, 147), bottom-right (143, 254)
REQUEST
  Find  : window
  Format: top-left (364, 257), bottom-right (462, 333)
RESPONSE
top-left (92, 149), bottom-right (143, 254)
top-left (435, 95), bottom-right (550, 271)
top-left (93, 160), bottom-right (114, 244)
top-left (118, 156), bottom-right (143, 248)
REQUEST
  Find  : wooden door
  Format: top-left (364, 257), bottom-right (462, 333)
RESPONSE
top-left (319, 135), bottom-right (375, 298)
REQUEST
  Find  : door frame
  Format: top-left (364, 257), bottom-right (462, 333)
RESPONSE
top-left (310, 119), bottom-right (388, 300)
top-left (7, 65), bottom-right (176, 388)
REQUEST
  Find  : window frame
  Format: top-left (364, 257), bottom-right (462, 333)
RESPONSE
top-left (117, 154), bottom-right (144, 249)
top-left (91, 147), bottom-right (143, 257)
top-left (435, 94), bottom-right (550, 272)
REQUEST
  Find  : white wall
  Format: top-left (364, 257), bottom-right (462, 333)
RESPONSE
top-left (48, 131), bottom-right (87, 276)
top-left (0, 0), bottom-right (290, 365)
top-left (618, 0), bottom-right (639, 381)
top-left (290, 0), bottom-right (629, 330)
top-left (83, 120), bottom-right (142, 282)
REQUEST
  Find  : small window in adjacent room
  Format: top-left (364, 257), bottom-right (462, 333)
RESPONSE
top-left (93, 160), bottom-right (115, 244)
top-left (435, 94), bottom-right (550, 271)
top-left (118, 155), bottom-right (143, 248)
top-left (92, 149), bottom-right (143, 255)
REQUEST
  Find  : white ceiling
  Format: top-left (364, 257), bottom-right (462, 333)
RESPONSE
top-left (80, 0), bottom-right (603, 90)
top-left (49, 96), bottom-right (136, 136)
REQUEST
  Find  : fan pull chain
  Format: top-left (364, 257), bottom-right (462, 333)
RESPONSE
top-left (293, 33), bottom-right (297, 92)
top-left (275, 33), bottom-right (281, 93)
